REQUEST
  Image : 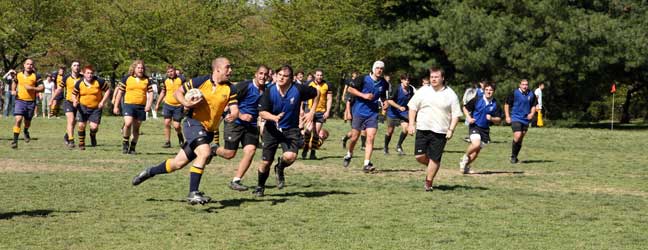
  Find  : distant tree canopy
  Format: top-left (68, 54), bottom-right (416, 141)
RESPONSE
top-left (2, 0), bottom-right (646, 122)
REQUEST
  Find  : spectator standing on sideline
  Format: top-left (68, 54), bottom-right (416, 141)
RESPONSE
top-left (504, 79), bottom-right (537, 164)
top-left (3, 69), bottom-right (17, 117)
top-left (533, 82), bottom-right (545, 127)
top-left (42, 74), bottom-right (55, 118)
top-left (407, 67), bottom-right (462, 191)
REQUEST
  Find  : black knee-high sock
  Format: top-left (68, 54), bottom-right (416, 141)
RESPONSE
top-left (23, 128), bottom-right (30, 138)
top-left (130, 141), bottom-right (137, 151)
top-left (361, 135), bottom-right (367, 148)
top-left (90, 129), bottom-right (97, 141)
top-left (397, 132), bottom-right (407, 147)
top-left (512, 140), bottom-right (522, 158)
top-left (78, 130), bottom-right (86, 146)
top-left (189, 166), bottom-right (204, 192)
top-left (13, 126), bottom-right (20, 143)
top-left (177, 132), bottom-right (184, 144)
top-left (257, 170), bottom-right (270, 187)
top-left (384, 134), bottom-right (392, 150)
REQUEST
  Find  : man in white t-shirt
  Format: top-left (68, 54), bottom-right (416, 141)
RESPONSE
top-left (408, 67), bottom-right (462, 192)
top-left (533, 82), bottom-right (545, 127)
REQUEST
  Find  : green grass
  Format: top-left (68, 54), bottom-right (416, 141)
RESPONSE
top-left (0, 116), bottom-right (646, 249)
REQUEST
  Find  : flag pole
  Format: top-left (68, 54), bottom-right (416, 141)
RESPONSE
top-left (611, 92), bottom-right (614, 131)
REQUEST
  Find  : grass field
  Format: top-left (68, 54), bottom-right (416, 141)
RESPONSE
top-left (1, 116), bottom-right (646, 249)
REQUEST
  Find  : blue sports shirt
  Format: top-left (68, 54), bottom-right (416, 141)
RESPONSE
top-left (232, 80), bottom-right (263, 126)
top-left (259, 83), bottom-right (318, 129)
top-left (350, 74), bottom-right (388, 118)
top-left (506, 89), bottom-right (537, 125)
top-left (465, 96), bottom-right (502, 128)
top-left (386, 84), bottom-right (414, 119)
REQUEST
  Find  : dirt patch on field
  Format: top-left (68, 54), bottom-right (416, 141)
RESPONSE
top-left (0, 159), bottom-right (124, 173)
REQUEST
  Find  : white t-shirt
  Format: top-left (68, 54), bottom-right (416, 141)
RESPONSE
top-left (408, 85), bottom-right (462, 134)
top-left (43, 80), bottom-right (55, 94)
top-left (534, 88), bottom-right (543, 109)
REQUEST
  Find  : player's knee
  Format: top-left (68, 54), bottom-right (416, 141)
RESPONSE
top-left (242, 146), bottom-right (256, 156)
top-left (282, 153), bottom-right (297, 164)
top-left (415, 155), bottom-right (428, 165)
top-left (220, 149), bottom-right (236, 159)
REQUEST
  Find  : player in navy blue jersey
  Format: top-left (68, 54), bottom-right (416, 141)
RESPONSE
top-left (253, 65), bottom-right (319, 197)
top-left (504, 79), bottom-right (537, 164)
top-left (459, 82), bottom-right (502, 174)
top-left (213, 65), bottom-right (268, 191)
top-left (342, 61), bottom-right (388, 172)
top-left (384, 74), bottom-right (415, 155)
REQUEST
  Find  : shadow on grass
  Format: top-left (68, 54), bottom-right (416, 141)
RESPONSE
top-left (0, 209), bottom-right (81, 220)
top-left (521, 159), bottom-right (554, 164)
top-left (380, 169), bottom-right (425, 173)
top-left (316, 155), bottom-right (344, 160)
top-left (0, 138), bottom-right (39, 141)
top-left (568, 122), bottom-right (648, 130)
top-left (469, 171), bottom-right (525, 175)
top-left (143, 152), bottom-right (178, 156)
top-left (269, 190), bottom-right (354, 198)
top-left (203, 198), bottom-right (290, 213)
top-left (434, 185), bottom-right (488, 191)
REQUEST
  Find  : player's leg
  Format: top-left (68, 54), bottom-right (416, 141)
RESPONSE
top-left (163, 117), bottom-right (172, 147)
top-left (384, 122), bottom-right (395, 155)
top-left (77, 121), bottom-right (87, 150)
top-left (396, 121), bottom-right (409, 155)
top-left (122, 115), bottom-right (134, 154)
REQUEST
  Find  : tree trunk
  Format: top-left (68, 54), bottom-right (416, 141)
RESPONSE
top-left (620, 82), bottom-right (640, 124)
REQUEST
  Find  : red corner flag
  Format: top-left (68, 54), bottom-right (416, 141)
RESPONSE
top-left (611, 83), bottom-right (616, 93)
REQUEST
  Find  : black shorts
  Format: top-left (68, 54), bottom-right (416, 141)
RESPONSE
top-left (223, 121), bottom-right (259, 150)
top-left (387, 116), bottom-right (408, 127)
top-left (123, 103), bottom-right (146, 121)
top-left (414, 130), bottom-right (447, 162)
top-left (162, 103), bottom-right (184, 122)
top-left (181, 118), bottom-right (214, 161)
top-left (511, 122), bottom-right (529, 132)
top-left (468, 125), bottom-right (490, 144)
top-left (261, 126), bottom-right (301, 162)
top-left (63, 100), bottom-right (77, 114)
top-left (78, 105), bottom-right (102, 124)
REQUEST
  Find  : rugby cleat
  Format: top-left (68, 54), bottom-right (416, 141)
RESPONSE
top-left (228, 180), bottom-right (249, 191)
top-left (363, 162), bottom-right (375, 173)
top-left (309, 150), bottom-right (317, 160)
top-left (510, 157), bottom-right (519, 164)
top-left (341, 136), bottom-right (348, 149)
top-left (396, 146), bottom-right (404, 156)
top-left (186, 191), bottom-right (211, 205)
top-left (10, 141), bottom-right (17, 149)
top-left (90, 136), bottom-right (97, 147)
top-left (252, 186), bottom-right (265, 197)
top-left (162, 141), bottom-right (171, 148)
top-left (424, 180), bottom-right (433, 192)
top-left (132, 167), bottom-right (153, 186)
top-left (342, 155), bottom-right (351, 168)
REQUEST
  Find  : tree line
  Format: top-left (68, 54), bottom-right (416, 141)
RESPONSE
top-left (2, 0), bottom-right (646, 122)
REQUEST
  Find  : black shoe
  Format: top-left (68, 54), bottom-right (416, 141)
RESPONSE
top-left (274, 157), bottom-right (286, 189)
top-left (186, 191), bottom-right (211, 205)
top-left (383, 148), bottom-right (389, 155)
top-left (79, 144), bottom-right (85, 151)
top-left (90, 137), bottom-right (97, 147)
top-left (67, 141), bottom-right (75, 149)
top-left (122, 143), bottom-right (129, 154)
top-left (132, 167), bottom-right (153, 186)
top-left (396, 146), bottom-right (404, 156)
top-left (510, 157), bottom-right (519, 164)
top-left (24, 136), bottom-right (30, 143)
top-left (252, 186), bottom-right (265, 197)
top-left (128, 149), bottom-right (137, 155)
top-left (309, 150), bottom-right (317, 160)
top-left (363, 162), bottom-right (375, 173)
top-left (361, 146), bottom-right (366, 151)
top-left (228, 180), bottom-right (249, 191)
top-left (343, 155), bottom-right (351, 168)
top-left (10, 141), bottom-right (17, 149)
top-left (301, 149), bottom-right (308, 160)
top-left (162, 141), bottom-right (171, 148)
top-left (463, 136), bottom-right (471, 143)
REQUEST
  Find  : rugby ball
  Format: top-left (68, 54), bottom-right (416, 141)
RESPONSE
top-left (184, 88), bottom-right (203, 101)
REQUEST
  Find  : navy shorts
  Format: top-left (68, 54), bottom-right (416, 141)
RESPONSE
top-left (414, 130), bottom-right (447, 162)
top-left (351, 113), bottom-right (378, 130)
top-left (181, 118), bottom-right (214, 161)
top-left (54, 92), bottom-right (64, 101)
top-left (468, 125), bottom-right (490, 144)
top-left (63, 100), bottom-right (77, 114)
top-left (162, 103), bottom-right (184, 122)
top-left (14, 100), bottom-right (36, 120)
top-left (123, 103), bottom-right (146, 121)
top-left (387, 116), bottom-right (408, 127)
top-left (511, 122), bottom-right (529, 132)
top-left (78, 105), bottom-right (102, 124)
top-left (314, 112), bottom-right (326, 123)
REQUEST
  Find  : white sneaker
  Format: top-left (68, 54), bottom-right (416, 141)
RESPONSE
top-left (459, 154), bottom-right (469, 173)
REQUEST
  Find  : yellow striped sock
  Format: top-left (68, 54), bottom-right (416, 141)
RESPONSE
top-left (190, 166), bottom-right (204, 174)
top-left (12, 126), bottom-right (20, 133)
